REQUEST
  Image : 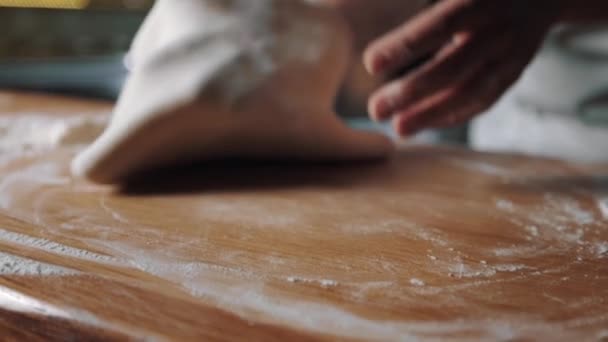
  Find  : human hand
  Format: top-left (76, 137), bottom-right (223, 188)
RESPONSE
top-left (310, 0), bottom-right (429, 117)
top-left (364, 0), bottom-right (561, 136)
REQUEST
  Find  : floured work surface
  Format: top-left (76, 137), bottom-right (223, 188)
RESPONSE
top-left (0, 91), bottom-right (607, 341)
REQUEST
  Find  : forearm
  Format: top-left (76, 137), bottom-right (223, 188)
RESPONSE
top-left (557, 0), bottom-right (608, 22)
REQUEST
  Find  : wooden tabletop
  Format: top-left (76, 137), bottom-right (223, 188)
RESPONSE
top-left (0, 91), bottom-right (607, 341)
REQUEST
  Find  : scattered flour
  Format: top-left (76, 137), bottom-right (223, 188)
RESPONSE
top-left (0, 251), bottom-right (78, 276)
top-left (498, 195), bottom-right (596, 228)
top-left (102, 245), bottom-right (582, 340)
top-left (493, 245), bottom-right (548, 258)
top-left (496, 199), bottom-right (515, 212)
top-left (0, 114), bottom-right (108, 151)
top-left (531, 194), bottom-right (596, 231)
top-left (130, 256), bottom-right (258, 281)
top-left (548, 195), bottom-right (595, 226)
top-left (286, 276), bottom-right (339, 288)
top-left (319, 279), bottom-right (338, 288)
top-left (184, 279), bottom-right (590, 341)
top-left (595, 242), bottom-right (608, 257)
top-left (494, 264), bottom-right (529, 272)
top-left (525, 225), bottom-right (540, 237)
top-left (494, 194), bottom-right (600, 252)
top-left (0, 161), bottom-right (70, 210)
top-left (409, 278), bottom-right (425, 287)
top-left (597, 197), bottom-right (608, 220)
top-left (447, 158), bottom-right (515, 177)
top-left (0, 228), bottom-right (119, 265)
top-left (99, 197), bottom-right (131, 224)
top-left (195, 200), bottom-right (301, 229)
top-left (449, 262), bottom-right (530, 278)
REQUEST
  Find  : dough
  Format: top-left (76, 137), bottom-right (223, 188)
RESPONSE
top-left (72, 0), bottom-right (393, 184)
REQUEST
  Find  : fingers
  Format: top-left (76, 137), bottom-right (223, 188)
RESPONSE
top-left (368, 30), bottom-right (482, 121)
top-left (392, 84), bottom-right (469, 136)
top-left (368, 19), bottom-right (516, 122)
top-left (363, 0), bottom-right (487, 76)
top-left (363, 0), bottom-right (550, 136)
top-left (392, 52), bottom-right (531, 136)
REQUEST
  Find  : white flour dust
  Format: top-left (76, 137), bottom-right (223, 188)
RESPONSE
top-left (0, 161), bottom-right (70, 210)
top-left (597, 197), bottom-right (608, 220)
top-left (93, 235), bottom-right (603, 341)
top-left (596, 242), bottom-right (608, 257)
top-left (0, 113), bottom-right (108, 151)
top-left (495, 195), bottom-right (601, 243)
top-left (409, 278), bottom-right (425, 287)
top-left (0, 228), bottom-right (119, 265)
top-left (446, 158), bottom-right (515, 178)
top-left (447, 261), bottom-right (530, 279)
top-left (286, 276), bottom-right (339, 288)
top-left (0, 251), bottom-right (78, 276)
top-left (183, 277), bottom-right (593, 341)
top-left (490, 193), bottom-right (608, 271)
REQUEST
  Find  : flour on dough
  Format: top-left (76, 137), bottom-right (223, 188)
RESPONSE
top-left (71, 0), bottom-right (393, 184)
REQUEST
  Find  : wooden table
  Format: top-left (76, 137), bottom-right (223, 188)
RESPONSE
top-left (0, 91), bottom-right (607, 341)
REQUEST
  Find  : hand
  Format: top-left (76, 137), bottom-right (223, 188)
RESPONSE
top-left (364, 0), bottom-right (561, 136)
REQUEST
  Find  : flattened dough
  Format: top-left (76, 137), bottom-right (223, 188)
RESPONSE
top-left (72, 0), bottom-right (394, 184)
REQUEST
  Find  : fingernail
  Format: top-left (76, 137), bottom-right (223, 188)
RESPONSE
top-left (395, 118), bottom-right (418, 137)
top-left (370, 98), bottom-right (392, 121)
top-left (398, 125), bottom-right (416, 137)
top-left (373, 55), bottom-right (389, 74)
top-left (366, 52), bottom-right (390, 75)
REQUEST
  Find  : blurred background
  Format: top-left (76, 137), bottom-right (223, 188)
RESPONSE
top-left (1, 1), bottom-right (608, 161)
top-left (0, 0), bottom-right (151, 98)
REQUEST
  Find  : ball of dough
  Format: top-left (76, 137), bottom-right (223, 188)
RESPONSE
top-left (72, 0), bottom-right (394, 184)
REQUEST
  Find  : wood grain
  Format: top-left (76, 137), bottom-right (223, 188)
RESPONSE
top-left (0, 91), bottom-right (607, 341)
